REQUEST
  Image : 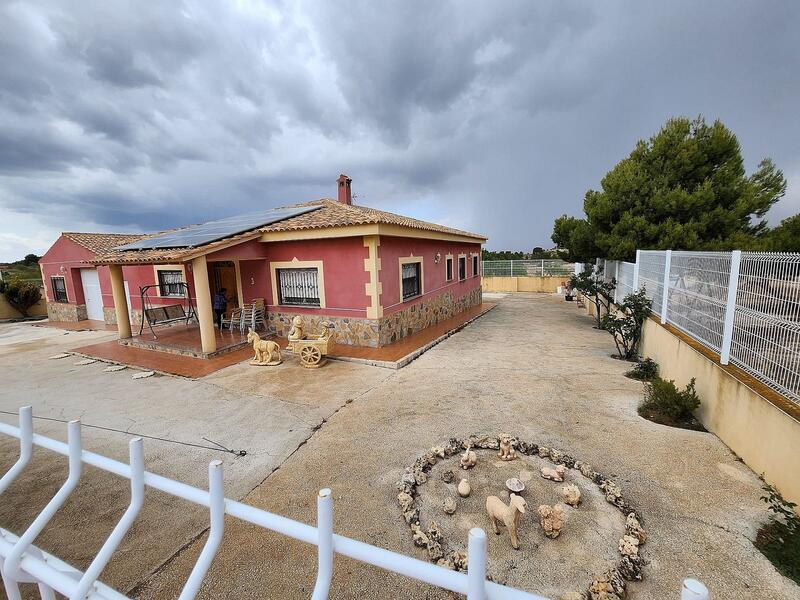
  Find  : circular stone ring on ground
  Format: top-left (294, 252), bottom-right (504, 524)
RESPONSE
top-left (396, 435), bottom-right (648, 600)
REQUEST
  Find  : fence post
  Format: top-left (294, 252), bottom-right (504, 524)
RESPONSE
top-left (681, 578), bottom-right (709, 599)
top-left (633, 250), bottom-right (640, 291)
top-left (312, 488), bottom-right (334, 600)
top-left (541, 259), bottom-right (545, 277)
top-left (509, 260), bottom-right (513, 277)
top-left (661, 250), bottom-right (672, 324)
top-left (466, 528), bottom-right (487, 600)
top-left (720, 250), bottom-right (742, 365)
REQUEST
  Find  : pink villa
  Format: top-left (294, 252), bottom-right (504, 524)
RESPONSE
top-left (39, 175), bottom-right (487, 356)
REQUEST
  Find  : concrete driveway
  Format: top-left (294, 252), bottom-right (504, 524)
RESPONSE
top-left (0, 297), bottom-right (797, 599)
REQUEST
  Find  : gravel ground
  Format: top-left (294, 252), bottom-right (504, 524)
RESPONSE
top-left (130, 294), bottom-right (798, 599)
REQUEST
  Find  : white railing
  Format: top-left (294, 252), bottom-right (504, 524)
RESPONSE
top-left (600, 249), bottom-right (800, 405)
top-left (0, 408), bottom-right (545, 600)
top-left (482, 260), bottom-right (574, 277)
top-left (0, 409), bottom-right (710, 600)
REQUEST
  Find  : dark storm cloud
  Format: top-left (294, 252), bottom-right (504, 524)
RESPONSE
top-left (0, 0), bottom-right (799, 259)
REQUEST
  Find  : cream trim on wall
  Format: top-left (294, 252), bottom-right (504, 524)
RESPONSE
top-left (233, 260), bottom-right (244, 306)
top-left (458, 253), bottom-right (467, 281)
top-left (363, 235), bottom-right (383, 319)
top-left (153, 264), bottom-right (187, 298)
top-left (445, 253), bottom-right (454, 282)
top-left (261, 223), bottom-right (486, 244)
top-left (398, 255), bottom-right (424, 303)
top-left (470, 252), bottom-right (480, 277)
top-left (269, 257), bottom-right (326, 309)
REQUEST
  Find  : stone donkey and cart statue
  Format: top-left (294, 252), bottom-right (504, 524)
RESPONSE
top-left (246, 316), bottom-right (336, 369)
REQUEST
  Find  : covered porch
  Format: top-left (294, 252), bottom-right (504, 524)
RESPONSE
top-left (108, 255), bottom-right (255, 358)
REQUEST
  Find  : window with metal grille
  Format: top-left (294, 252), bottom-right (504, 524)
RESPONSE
top-left (446, 257), bottom-right (453, 281)
top-left (51, 277), bottom-right (67, 302)
top-left (277, 268), bottom-right (320, 307)
top-left (157, 270), bottom-right (184, 297)
top-left (458, 257), bottom-right (466, 281)
top-left (402, 262), bottom-right (421, 301)
top-left (472, 255), bottom-right (479, 277)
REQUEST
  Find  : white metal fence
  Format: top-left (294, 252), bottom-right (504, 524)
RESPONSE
top-left (0, 409), bottom-right (709, 600)
top-left (599, 250), bottom-right (800, 405)
top-left (483, 260), bottom-right (574, 277)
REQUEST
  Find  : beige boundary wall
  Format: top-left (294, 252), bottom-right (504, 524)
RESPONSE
top-left (639, 318), bottom-right (800, 506)
top-left (0, 291), bottom-right (47, 320)
top-left (579, 293), bottom-right (800, 505)
top-left (481, 276), bottom-right (563, 293)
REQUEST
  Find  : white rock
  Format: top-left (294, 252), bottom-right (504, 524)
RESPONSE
top-left (457, 479), bottom-right (471, 498)
top-left (560, 483), bottom-right (581, 507)
top-left (102, 365), bottom-right (127, 373)
top-left (443, 497), bottom-right (457, 515)
top-left (73, 358), bottom-right (97, 365)
top-left (132, 370), bottom-right (155, 379)
top-left (48, 353), bottom-right (70, 360)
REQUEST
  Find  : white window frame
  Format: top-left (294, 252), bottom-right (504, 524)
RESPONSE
top-left (445, 254), bottom-right (454, 282)
top-left (472, 254), bottom-right (480, 278)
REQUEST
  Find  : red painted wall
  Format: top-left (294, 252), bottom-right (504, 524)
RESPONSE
top-left (207, 236), bottom-right (370, 317)
top-left (39, 236), bottom-right (97, 305)
top-left (40, 235), bottom-right (198, 315)
top-left (378, 236), bottom-right (482, 316)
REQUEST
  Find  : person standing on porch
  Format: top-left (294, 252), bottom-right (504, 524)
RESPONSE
top-left (213, 288), bottom-right (228, 330)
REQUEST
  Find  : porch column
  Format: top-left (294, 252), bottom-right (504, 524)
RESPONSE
top-left (109, 265), bottom-right (131, 339)
top-left (192, 255), bottom-right (217, 354)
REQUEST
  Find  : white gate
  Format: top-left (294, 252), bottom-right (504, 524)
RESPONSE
top-left (79, 269), bottom-right (104, 321)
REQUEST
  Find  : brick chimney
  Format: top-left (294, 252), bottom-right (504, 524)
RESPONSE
top-left (337, 174), bottom-right (352, 205)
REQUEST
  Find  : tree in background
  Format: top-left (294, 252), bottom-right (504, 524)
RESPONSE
top-left (23, 254), bottom-right (41, 266)
top-left (552, 116), bottom-right (788, 261)
top-left (762, 215), bottom-right (800, 252)
top-left (0, 276), bottom-right (41, 317)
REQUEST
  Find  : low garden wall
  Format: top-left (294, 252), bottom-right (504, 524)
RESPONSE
top-left (580, 295), bottom-right (800, 505)
top-left (0, 293), bottom-right (47, 320)
top-left (639, 318), bottom-right (800, 506)
top-left (482, 276), bottom-right (563, 293)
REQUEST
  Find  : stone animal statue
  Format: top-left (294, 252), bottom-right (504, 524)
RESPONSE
top-left (497, 433), bottom-right (517, 461)
top-left (460, 445), bottom-right (477, 470)
top-left (246, 329), bottom-right (282, 365)
top-left (485, 493), bottom-right (527, 550)
top-left (287, 316), bottom-right (304, 341)
top-left (540, 464), bottom-right (567, 482)
top-left (537, 504), bottom-right (565, 539)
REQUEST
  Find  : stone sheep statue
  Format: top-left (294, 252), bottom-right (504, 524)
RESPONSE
top-left (540, 464), bottom-right (567, 482)
top-left (485, 493), bottom-right (527, 549)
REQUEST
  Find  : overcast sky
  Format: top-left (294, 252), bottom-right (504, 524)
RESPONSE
top-left (1, 0), bottom-right (799, 261)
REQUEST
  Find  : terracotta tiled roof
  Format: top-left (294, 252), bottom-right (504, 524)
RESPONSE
top-left (63, 232), bottom-right (149, 255)
top-left (258, 199), bottom-right (486, 240)
top-left (93, 199), bottom-right (485, 265)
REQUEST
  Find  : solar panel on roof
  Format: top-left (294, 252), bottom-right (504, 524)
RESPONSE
top-left (114, 205), bottom-right (323, 251)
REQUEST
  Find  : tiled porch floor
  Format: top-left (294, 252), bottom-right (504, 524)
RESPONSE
top-left (126, 323), bottom-right (249, 357)
top-left (71, 302), bottom-right (496, 377)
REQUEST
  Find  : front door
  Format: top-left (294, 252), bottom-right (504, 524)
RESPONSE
top-left (211, 262), bottom-right (239, 309)
top-left (80, 268), bottom-right (104, 321)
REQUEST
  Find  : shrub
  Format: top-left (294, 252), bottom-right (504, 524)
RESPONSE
top-left (756, 482), bottom-right (800, 584)
top-left (570, 264), bottom-right (615, 329)
top-left (639, 377), bottom-right (700, 422)
top-left (602, 289), bottom-right (652, 360)
top-left (626, 358), bottom-right (659, 381)
top-left (0, 276), bottom-right (42, 317)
